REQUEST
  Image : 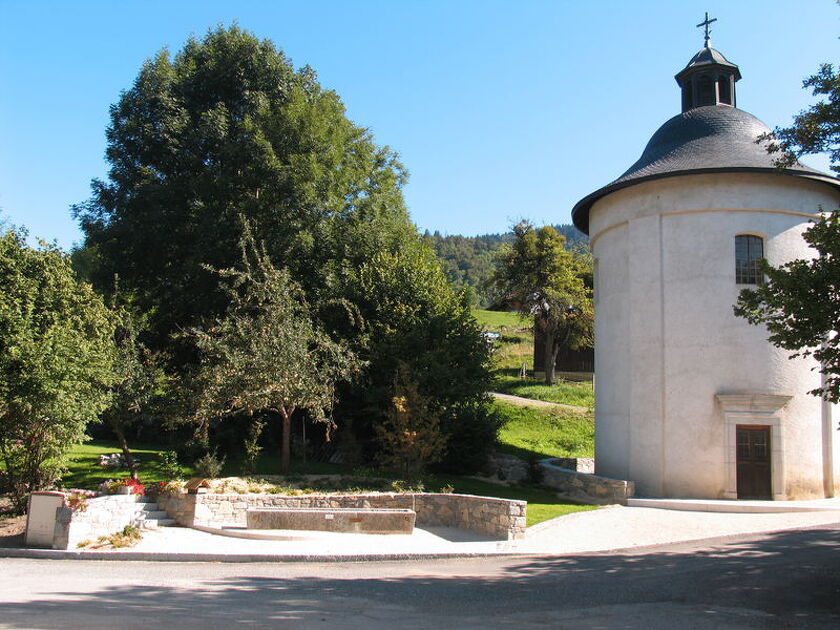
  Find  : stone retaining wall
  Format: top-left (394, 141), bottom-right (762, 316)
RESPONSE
top-left (159, 492), bottom-right (527, 540)
top-left (539, 460), bottom-right (634, 505)
top-left (53, 495), bottom-right (146, 550)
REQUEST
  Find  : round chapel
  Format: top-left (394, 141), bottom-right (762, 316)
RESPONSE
top-left (572, 32), bottom-right (840, 500)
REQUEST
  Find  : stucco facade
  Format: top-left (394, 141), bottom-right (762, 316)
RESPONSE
top-left (589, 173), bottom-right (840, 499)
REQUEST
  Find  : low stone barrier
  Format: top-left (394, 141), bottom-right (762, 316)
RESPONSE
top-left (539, 460), bottom-right (634, 505)
top-left (247, 507), bottom-right (416, 534)
top-left (159, 492), bottom-right (527, 540)
top-left (52, 495), bottom-right (148, 550)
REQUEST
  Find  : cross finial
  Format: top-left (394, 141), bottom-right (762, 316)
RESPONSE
top-left (697, 12), bottom-right (717, 47)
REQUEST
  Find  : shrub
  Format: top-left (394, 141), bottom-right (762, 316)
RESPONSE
top-left (158, 451), bottom-right (181, 480)
top-left (194, 451), bottom-right (225, 478)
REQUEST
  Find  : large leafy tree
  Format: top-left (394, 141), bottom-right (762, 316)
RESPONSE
top-left (492, 221), bottom-right (593, 384)
top-left (74, 25), bottom-right (412, 354)
top-left (74, 25), bottom-right (496, 468)
top-left (189, 227), bottom-right (362, 473)
top-left (763, 63), bottom-right (840, 174)
top-left (735, 58), bottom-right (840, 403)
top-left (0, 230), bottom-right (116, 509)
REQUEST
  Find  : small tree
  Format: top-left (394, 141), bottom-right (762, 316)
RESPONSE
top-left (100, 296), bottom-right (161, 479)
top-left (374, 363), bottom-right (447, 479)
top-left (189, 225), bottom-right (362, 472)
top-left (491, 221), bottom-right (593, 384)
top-left (0, 230), bottom-right (116, 509)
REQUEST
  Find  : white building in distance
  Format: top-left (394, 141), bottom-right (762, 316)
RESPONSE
top-left (571, 30), bottom-right (840, 500)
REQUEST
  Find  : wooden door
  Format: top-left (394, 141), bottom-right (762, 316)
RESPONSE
top-left (736, 425), bottom-right (772, 500)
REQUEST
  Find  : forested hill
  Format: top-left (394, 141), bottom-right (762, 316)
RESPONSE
top-left (423, 224), bottom-right (587, 307)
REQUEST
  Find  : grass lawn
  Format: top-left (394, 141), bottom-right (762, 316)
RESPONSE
top-left (472, 309), bottom-right (533, 372)
top-left (494, 400), bottom-right (594, 461)
top-left (473, 309), bottom-right (595, 408)
top-left (494, 373), bottom-right (595, 408)
top-left (62, 441), bottom-right (196, 489)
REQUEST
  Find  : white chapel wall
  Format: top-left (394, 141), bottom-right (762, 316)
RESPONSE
top-left (589, 172), bottom-right (840, 499)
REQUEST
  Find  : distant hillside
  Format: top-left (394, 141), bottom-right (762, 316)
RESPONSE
top-left (424, 224), bottom-right (587, 307)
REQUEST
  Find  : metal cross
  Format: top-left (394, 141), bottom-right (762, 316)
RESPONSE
top-left (696, 12), bottom-right (717, 46)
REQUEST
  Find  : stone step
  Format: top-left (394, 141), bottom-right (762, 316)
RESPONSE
top-left (136, 517), bottom-right (176, 529)
top-left (136, 509), bottom-right (168, 519)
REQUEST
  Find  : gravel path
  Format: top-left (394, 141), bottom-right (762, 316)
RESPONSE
top-left (490, 391), bottom-right (589, 412)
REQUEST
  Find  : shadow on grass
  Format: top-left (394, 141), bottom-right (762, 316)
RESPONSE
top-left (2, 526), bottom-right (839, 628)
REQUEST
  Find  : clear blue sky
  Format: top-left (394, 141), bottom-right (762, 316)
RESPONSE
top-left (1, 0), bottom-right (837, 248)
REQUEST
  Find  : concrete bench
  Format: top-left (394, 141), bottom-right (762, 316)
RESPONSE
top-left (246, 507), bottom-right (416, 535)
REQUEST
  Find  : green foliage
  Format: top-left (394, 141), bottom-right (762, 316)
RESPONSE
top-left (493, 400), bottom-right (594, 461)
top-left (0, 230), bottom-right (117, 509)
top-left (74, 24), bottom-right (413, 356)
top-left (763, 63), bottom-right (840, 174)
top-left (194, 450), bottom-right (225, 479)
top-left (100, 295), bottom-right (162, 478)
top-left (241, 418), bottom-right (266, 476)
top-left (342, 243), bottom-right (496, 473)
top-left (491, 221), bottom-right (593, 384)
top-left (735, 210), bottom-right (840, 402)
top-left (493, 375), bottom-right (594, 408)
top-left (73, 25), bottom-right (497, 469)
top-left (189, 224), bottom-right (362, 472)
top-left (375, 363), bottom-right (447, 478)
top-left (736, 49), bottom-right (840, 403)
top-left (425, 224), bottom-right (587, 307)
top-left (158, 450), bottom-right (182, 479)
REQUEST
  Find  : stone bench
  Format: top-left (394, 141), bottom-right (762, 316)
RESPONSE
top-left (246, 507), bottom-right (416, 535)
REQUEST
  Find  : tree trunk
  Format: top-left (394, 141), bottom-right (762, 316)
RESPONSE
top-left (279, 408), bottom-right (291, 474)
top-left (110, 420), bottom-right (138, 479)
top-left (544, 329), bottom-right (557, 385)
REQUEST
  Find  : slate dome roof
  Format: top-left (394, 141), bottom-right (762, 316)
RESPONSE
top-left (571, 105), bottom-right (840, 234)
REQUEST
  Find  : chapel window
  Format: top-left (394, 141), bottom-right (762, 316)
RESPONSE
top-left (735, 235), bottom-right (764, 284)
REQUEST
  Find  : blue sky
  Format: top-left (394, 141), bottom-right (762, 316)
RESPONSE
top-left (0, 0), bottom-right (837, 248)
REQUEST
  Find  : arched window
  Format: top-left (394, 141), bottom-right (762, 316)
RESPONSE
top-left (735, 235), bottom-right (764, 284)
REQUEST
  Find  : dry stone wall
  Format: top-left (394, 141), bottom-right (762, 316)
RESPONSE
top-left (159, 492), bottom-right (526, 540)
top-left (52, 495), bottom-right (146, 550)
top-left (539, 459), bottom-right (634, 504)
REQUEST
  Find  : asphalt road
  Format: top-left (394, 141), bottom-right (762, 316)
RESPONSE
top-left (1, 525), bottom-right (839, 629)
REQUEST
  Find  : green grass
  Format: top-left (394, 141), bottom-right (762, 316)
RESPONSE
top-left (472, 309), bottom-right (533, 372)
top-left (429, 476), bottom-right (597, 526)
top-left (494, 373), bottom-right (595, 408)
top-left (62, 441), bottom-right (196, 489)
top-left (494, 400), bottom-right (594, 461)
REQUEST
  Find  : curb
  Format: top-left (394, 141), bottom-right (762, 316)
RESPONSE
top-left (2, 520), bottom-right (838, 563)
top-left (0, 547), bottom-right (531, 563)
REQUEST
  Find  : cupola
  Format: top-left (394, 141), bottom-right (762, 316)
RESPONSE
top-left (674, 13), bottom-right (741, 111)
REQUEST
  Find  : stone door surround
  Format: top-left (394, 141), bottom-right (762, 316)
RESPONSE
top-left (716, 393), bottom-right (791, 501)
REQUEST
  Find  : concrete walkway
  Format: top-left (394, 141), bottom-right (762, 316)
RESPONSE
top-left (3, 499), bottom-right (839, 562)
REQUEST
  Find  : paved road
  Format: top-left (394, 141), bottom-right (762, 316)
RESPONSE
top-left (1, 525), bottom-right (839, 629)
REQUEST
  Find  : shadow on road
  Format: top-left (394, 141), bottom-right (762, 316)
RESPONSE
top-left (1, 526), bottom-right (839, 628)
